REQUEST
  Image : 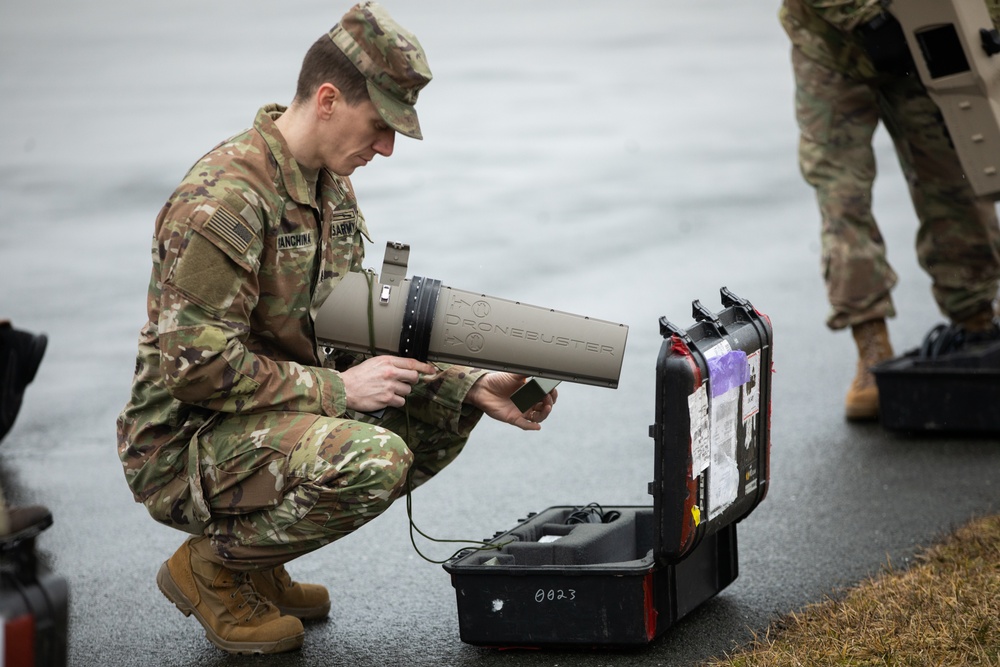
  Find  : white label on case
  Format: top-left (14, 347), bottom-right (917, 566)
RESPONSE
top-left (743, 349), bottom-right (762, 419)
top-left (688, 383), bottom-right (711, 476)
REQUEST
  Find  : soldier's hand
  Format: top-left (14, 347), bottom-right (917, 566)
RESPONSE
top-left (464, 372), bottom-right (558, 432)
top-left (341, 356), bottom-right (437, 412)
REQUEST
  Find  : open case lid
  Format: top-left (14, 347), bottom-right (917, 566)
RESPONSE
top-left (650, 287), bottom-right (773, 564)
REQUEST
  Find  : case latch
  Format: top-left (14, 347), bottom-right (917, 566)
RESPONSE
top-left (692, 299), bottom-right (727, 337)
top-left (658, 317), bottom-right (692, 343)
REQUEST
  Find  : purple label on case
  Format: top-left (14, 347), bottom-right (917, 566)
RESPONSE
top-left (708, 350), bottom-right (750, 397)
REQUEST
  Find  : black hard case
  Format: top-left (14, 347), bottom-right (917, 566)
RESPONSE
top-left (873, 338), bottom-right (1000, 433)
top-left (443, 289), bottom-right (772, 647)
top-left (1, 524), bottom-right (70, 666)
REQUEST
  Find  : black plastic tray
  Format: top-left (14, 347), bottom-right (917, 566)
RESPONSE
top-left (873, 339), bottom-right (1000, 433)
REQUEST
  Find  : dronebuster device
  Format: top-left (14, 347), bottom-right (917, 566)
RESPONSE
top-left (314, 243), bottom-right (629, 389)
top-left (890, 0), bottom-right (1000, 198)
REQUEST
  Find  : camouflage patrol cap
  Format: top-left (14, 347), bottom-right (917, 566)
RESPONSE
top-left (329, 2), bottom-right (432, 140)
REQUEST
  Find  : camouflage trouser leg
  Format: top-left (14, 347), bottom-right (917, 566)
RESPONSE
top-left (793, 47), bottom-right (896, 329)
top-left (878, 76), bottom-right (1000, 323)
top-left (194, 397), bottom-right (482, 570)
top-left (792, 47), bottom-right (1000, 329)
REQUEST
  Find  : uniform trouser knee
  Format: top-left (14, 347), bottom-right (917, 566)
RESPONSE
top-left (202, 415), bottom-right (415, 570)
top-left (299, 426), bottom-right (414, 549)
top-left (154, 392), bottom-right (483, 570)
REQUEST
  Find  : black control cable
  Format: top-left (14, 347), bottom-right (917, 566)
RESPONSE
top-left (361, 270), bottom-right (512, 564)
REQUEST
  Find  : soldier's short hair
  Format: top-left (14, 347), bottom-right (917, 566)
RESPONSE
top-left (294, 34), bottom-right (369, 107)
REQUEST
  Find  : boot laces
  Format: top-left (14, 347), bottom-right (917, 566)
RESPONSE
top-left (230, 572), bottom-right (274, 622)
top-left (858, 329), bottom-right (890, 366)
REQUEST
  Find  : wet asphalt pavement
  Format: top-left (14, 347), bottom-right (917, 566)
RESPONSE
top-left (2, 1), bottom-right (999, 665)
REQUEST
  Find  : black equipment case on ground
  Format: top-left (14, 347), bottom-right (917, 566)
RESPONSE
top-left (873, 327), bottom-right (1000, 433)
top-left (443, 288), bottom-right (773, 647)
top-left (1, 515), bottom-right (69, 666)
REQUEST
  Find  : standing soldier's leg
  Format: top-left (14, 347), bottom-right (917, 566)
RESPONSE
top-left (879, 73), bottom-right (1000, 337)
top-left (792, 48), bottom-right (896, 419)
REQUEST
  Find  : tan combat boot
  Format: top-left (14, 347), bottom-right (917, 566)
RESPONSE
top-left (251, 565), bottom-right (331, 620)
top-left (955, 309), bottom-right (998, 335)
top-left (156, 537), bottom-right (304, 654)
top-left (845, 319), bottom-right (894, 421)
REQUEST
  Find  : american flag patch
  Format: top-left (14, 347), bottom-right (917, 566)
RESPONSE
top-left (205, 206), bottom-right (255, 254)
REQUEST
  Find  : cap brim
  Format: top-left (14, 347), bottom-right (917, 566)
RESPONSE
top-left (367, 81), bottom-right (422, 140)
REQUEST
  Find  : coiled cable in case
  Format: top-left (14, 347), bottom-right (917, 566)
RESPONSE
top-left (564, 503), bottom-right (620, 525)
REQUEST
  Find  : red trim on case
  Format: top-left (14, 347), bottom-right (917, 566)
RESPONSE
top-left (670, 335), bottom-right (702, 555)
top-left (4, 613), bottom-right (36, 666)
top-left (643, 571), bottom-right (658, 641)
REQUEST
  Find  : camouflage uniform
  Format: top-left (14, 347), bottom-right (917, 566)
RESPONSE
top-left (780, 0), bottom-right (1000, 330)
top-left (117, 105), bottom-right (486, 570)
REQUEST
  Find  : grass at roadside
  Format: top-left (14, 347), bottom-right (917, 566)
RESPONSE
top-left (705, 514), bottom-right (1000, 666)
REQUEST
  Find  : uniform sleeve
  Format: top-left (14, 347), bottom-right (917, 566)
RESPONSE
top-left (990, 0), bottom-right (1000, 29)
top-left (406, 363), bottom-right (488, 434)
top-left (155, 201), bottom-right (347, 417)
top-left (800, 0), bottom-right (884, 32)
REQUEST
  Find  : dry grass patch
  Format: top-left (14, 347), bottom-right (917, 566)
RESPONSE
top-left (707, 514), bottom-right (1000, 666)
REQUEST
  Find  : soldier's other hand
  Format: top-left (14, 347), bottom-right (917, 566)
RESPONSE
top-left (465, 372), bottom-right (558, 432)
top-left (341, 356), bottom-right (437, 413)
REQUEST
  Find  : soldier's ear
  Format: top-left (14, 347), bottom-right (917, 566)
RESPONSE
top-left (315, 83), bottom-right (342, 120)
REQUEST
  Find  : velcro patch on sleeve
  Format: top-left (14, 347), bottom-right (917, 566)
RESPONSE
top-left (204, 206), bottom-right (256, 255)
top-left (171, 232), bottom-right (243, 313)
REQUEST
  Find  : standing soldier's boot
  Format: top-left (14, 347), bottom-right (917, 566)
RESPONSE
top-left (954, 308), bottom-right (1000, 343)
top-left (251, 565), bottom-right (331, 620)
top-left (0, 323), bottom-right (47, 442)
top-left (157, 537), bottom-right (304, 654)
top-left (845, 319), bottom-right (893, 421)
top-left (0, 502), bottom-right (52, 541)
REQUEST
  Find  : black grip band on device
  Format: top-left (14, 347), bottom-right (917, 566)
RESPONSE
top-left (399, 275), bottom-right (441, 361)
